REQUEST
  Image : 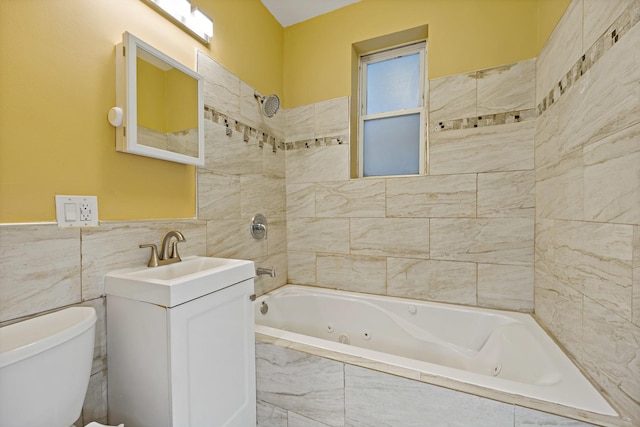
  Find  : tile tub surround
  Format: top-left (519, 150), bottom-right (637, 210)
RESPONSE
top-left (285, 59), bottom-right (536, 313)
top-left (534, 0), bottom-right (640, 425)
top-left (256, 339), bottom-right (607, 427)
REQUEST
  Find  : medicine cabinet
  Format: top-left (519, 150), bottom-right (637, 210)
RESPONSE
top-left (109, 32), bottom-right (205, 166)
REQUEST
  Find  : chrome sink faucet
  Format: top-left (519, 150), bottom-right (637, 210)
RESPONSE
top-left (139, 230), bottom-right (186, 267)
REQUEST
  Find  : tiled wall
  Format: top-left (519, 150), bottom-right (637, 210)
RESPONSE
top-left (534, 0), bottom-right (640, 424)
top-left (0, 220), bottom-right (208, 425)
top-left (255, 341), bottom-right (598, 427)
top-left (196, 51), bottom-right (287, 297)
top-left (285, 59), bottom-right (536, 312)
top-left (0, 52), bottom-right (288, 425)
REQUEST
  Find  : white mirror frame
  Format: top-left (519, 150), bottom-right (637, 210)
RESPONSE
top-left (112, 32), bottom-right (205, 166)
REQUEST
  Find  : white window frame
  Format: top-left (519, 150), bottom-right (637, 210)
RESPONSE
top-left (358, 42), bottom-right (427, 177)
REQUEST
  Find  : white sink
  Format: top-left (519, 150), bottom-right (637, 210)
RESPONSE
top-left (105, 256), bottom-right (255, 307)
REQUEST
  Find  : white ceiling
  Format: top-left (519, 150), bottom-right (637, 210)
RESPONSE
top-left (260, 0), bottom-right (361, 27)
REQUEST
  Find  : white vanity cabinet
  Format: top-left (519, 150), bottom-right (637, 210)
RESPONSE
top-left (106, 258), bottom-right (256, 427)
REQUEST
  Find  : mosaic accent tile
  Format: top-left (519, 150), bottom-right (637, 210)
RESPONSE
top-left (285, 135), bottom-right (348, 151)
top-left (386, 258), bottom-right (477, 305)
top-left (537, 0), bottom-right (640, 115)
top-left (584, 0), bottom-right (634, 48)
top-left (536, 0), bottom-right (583, 107)
top-left (431, 109), bottom-right (535, 133)
top-left (203, 119), bottom-right (263, 175)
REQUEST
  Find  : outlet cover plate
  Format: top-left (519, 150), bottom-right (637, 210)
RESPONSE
top-left (55, 195), bottom-right (99, 227)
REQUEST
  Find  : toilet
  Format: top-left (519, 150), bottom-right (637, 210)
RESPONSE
top-left (0, 306), bottom-right (122, 427)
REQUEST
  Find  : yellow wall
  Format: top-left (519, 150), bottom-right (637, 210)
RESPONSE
top-left (137, 58), bottom-right (168, 131)
top-left (284, 0), bottom-right (539, 107)
top-left (537, 0), bottom-right (573, 52)
top-left (0, 0), bottom-right (282, 222)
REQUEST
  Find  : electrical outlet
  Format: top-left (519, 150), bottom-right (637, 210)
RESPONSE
top-left (55, 195), bottom-right (99, 227)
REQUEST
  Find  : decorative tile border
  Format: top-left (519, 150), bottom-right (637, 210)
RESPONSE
top-left (284, 135), bottom-right (349, 151)
top-left (432, 109), bottom-right (536, 133)
top-left (537, 0), bottom-right (640, 115)
top-left (204, 105), bottom-right (285, 152)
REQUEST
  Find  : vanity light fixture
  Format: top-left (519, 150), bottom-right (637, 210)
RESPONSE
top-left (142, 0), bottom-right (213, 44)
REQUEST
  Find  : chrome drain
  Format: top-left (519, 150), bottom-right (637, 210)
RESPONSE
top-left (492, 363), bottom-right (502, 376)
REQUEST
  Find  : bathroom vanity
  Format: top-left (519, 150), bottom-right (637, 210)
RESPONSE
top-left (105, 256), bottom-right (256, 427)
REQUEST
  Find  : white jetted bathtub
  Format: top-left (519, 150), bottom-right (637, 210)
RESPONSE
top-left (255, 285), bottom-right (617, 421)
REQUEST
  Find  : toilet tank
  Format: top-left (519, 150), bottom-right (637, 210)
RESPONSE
top-left (0, 307), bottom-right (97, 427)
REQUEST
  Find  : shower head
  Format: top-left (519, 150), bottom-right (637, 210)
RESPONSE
top-left (254, 92), bottom-right (280, 118)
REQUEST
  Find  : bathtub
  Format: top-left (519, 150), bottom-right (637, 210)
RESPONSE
top-left (255, 285), bottom-right (618, 424)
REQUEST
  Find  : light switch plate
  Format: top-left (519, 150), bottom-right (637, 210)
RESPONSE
top-left (55, 195), bottom-right (99, 227)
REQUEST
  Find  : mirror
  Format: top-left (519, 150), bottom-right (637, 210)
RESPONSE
top-left (111, 32), bottom-right (204, 166)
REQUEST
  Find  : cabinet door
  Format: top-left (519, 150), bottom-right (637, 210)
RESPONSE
top-left (168, 279), bottom-right (256, 426)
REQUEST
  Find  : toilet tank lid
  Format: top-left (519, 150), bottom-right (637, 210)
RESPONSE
top-left (0, 307), bottom-right (97, 368)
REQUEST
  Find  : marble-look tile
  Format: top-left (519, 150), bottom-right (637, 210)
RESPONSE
top-left (82, 370), bottom-right (108, 424)
top-left (285, 105), bottom-right (315, 142)
top-left (430, 218), bottom-right (534, 265)
top-left (197, 51), bottom-right (241, 118)
top-left (286, 145), bottom-right (350, 184)
top-left (536, 0), bottom-right (583, 105)
top-left (534, 219), bottom-right (584, 360)
top-left (583, 0), bottom-right (634, 49)
top-left (0, 224), bottom-right (80, 322)
top-left (263, 143), bottom-right (286, 179)
top-left (634, 226), bottom-right (640, 326)
top-left (344, 365), bottom-right (514, 427)
top-left (583, 122), bottom-right (640, 225)
top-left (82, 297), bottom-right (106, 375)
top-left (316, 254), bottom-right (386, 294)
top-left (534, 102), bottom-right (560, 171)
top-left (386, 174), bottom-right (476, 218)
top-left (316, 179), bottom-right (385, 218)
top-left (255, 251), bottom-right (288, 296)
top-left (478, 264), bottom-right (534, 311)
top-left (197, 170), bottom-right (240, 220)
top-left (288, 251), bottom-right (316, 285)
top-left (82, 221), bottom-right (207, 299)
top-left (478, 171), bottom-right (535, 218)
top-left (257, 400), bottom-right (288, 427)
top-left (558, 20), bottom-right (640, 154)
top-left (241, 174), bottom-right (286, 218)
top-left (553, 220), bottom-right (634, 321)
top-left (535, 148), bottom-right (584, 221)
top-left (287, 183), bottom-right (316, 218)
top-left (203, 120), bottom-right (263, 175)
top-left (429, 121), bottom-right (534, 175)
top-left (240, 82), bottom-right (285, 140)
top-left (256, 342), bottom-right (345, 427)
top-left (350, 218), bottom-right (429, 258)
top-left (206, 219), bottom-right (267, 259)
top-left (582, 298), bottom-right (640, 425)
top-left (386, 258), bottom-right (476, 305)
top-left (289, 411), bottom-right (333, 427)
top-left (429, 72), bottom-right (477, 123)
top-left (287, 218), bottom-right (349, 254)
top-left (477, 59), bottom-right (535, 115)
top-left (515, 406), bottom-right (598, 426)
top-left (315, 97), bottom-right (349, 138)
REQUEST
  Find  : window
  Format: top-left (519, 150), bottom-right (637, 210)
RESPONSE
top-left (358, 42), bottom-right (426, 177)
